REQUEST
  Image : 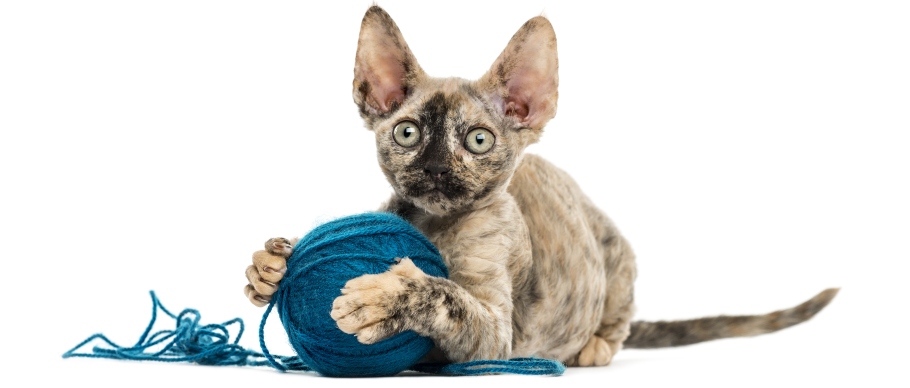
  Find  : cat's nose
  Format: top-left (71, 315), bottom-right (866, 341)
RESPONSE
top-left (424, 164), bottom-right (450, 177)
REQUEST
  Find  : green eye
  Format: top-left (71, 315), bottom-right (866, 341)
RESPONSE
top-left (465, 128), bottom-right (495, 154)
top-left (393, 121), bottom-right (421, 147)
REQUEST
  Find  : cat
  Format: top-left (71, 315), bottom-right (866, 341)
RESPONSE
top-left (243, 6), bottom-right (838, 366)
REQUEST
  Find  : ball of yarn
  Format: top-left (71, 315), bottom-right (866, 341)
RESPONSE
top-left (273, 212), bottom-right (448, 377)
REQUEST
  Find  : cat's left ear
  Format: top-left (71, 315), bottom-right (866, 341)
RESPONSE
top-left (480, 16), bottom-right (558, 131)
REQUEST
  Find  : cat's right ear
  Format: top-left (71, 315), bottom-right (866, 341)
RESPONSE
top-left (479, 16), bottom-right (558, 132)
top-left (353, 6), bottom-right (424, 117)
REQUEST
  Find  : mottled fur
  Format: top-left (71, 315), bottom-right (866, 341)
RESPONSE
top-left (244, 6), bottom-right (837, 366)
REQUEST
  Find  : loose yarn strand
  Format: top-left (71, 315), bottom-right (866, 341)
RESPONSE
top-left (62, 291), bottom-right (276, 366)
top-left (258, 297), bottom-right (284, 371)
top-left (256, 293), bottom-right (311, 372)
top-left (412, 358), bottom-right (567, 376)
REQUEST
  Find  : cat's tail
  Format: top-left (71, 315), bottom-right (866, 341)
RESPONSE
top-left (623, 288), bottom-right (839, 349)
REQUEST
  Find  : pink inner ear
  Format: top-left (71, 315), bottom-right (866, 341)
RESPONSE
top-left (503, 64), bottom-right (557, 128)
top-left (363, 45), bottom-right (405, 113)
top-left (503, 71), bottom-right (531, 121)
top-left (365, 52), bottom-right (407, 112)
top-left (504, 99), bottom-right (529, 120)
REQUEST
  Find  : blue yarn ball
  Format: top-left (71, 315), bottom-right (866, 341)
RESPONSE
top-left (273, 212), bottom-right (448, 377)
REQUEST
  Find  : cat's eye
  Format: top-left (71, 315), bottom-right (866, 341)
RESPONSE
top-left (393, 121), bottom-right (421, 148)
top-left (465, 128), bottom-right (495, 154)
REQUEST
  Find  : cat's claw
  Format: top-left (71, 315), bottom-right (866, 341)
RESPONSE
top-left (244, 237), bottom-right (297, 307)
top-left (265, 237), bottom-right (294, 257)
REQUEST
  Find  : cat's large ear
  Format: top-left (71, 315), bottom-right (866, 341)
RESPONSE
top-left (480, 17), bottom-right (558, 131)
top-left (353, 6), bottom-right (424, 117)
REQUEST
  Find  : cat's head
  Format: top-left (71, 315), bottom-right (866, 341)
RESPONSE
top-left (353, 6), bottom-right (558, 216)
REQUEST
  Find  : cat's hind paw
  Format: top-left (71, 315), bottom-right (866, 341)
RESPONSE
top-left (567, 335), bottom-right (615, 367)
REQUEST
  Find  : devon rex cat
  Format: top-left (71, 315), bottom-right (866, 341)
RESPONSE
top-left (243, 6), bottom-right (837, 366)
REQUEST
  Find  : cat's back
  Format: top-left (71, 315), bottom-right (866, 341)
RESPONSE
top-left (509, 153), bottom-right (586, 206)
top-left (509, 153), bottom-right (616, 234)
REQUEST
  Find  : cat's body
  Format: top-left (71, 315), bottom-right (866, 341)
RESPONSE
top-left (375, 152), bottom-right (635, 363)
top-left (244, 6), bottom-right (837, 366)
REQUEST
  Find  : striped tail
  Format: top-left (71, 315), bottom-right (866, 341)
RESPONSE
top-left (624, 288), bottom-right (839, 349)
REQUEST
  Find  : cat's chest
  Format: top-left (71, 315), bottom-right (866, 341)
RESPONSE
top-left (408, 200), bottom-right (526, 271)
top-left (412, 217), bottom-right (464, 264)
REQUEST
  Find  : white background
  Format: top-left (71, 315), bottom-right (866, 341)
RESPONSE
top-left (2, 1), bottom-right (908, 386)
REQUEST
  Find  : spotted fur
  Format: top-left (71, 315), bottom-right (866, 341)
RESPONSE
top-left (244, 5), bottom-right (838, 367)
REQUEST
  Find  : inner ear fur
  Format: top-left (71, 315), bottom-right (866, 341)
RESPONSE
top-left (353, 6), bottom-right (424, 116)
top-left (480, 16), bottom-right (559, 131)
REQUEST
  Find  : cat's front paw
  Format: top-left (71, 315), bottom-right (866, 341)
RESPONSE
top-left (243, 237), bottom-right (295, 307)
top-left (330, 258), bottom-right (426, 344)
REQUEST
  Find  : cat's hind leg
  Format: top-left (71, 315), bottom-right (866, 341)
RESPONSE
top-left (569, 233), bottom-right (637, 367)
top-left (567, 307), bottom-right (633, 366)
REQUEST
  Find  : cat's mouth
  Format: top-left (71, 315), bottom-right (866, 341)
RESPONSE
top-left (405, 181), bottom-right (462, 202)
top-left (396, 172), bottom-right (473, 210)
top-left (428, 188), bottom-right (448, 198)
top-left (423, 185), bottom-right (449, 199)
top-left (398, 177), bottom-right (477, 215)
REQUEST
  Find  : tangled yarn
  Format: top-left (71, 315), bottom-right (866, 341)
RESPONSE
top-left (62, 290), bottom-right (292, 368)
